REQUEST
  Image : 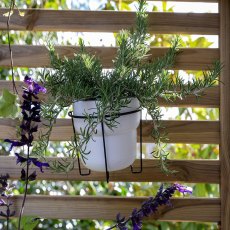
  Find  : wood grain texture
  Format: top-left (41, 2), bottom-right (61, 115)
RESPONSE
top-left (0, 119), bottom-right (219, 143)
top-left (0, 45), bottom-right (219, 70)
top-left (114, 0), bottom-right (218, 2)
top-left (0, 81), bottom-right (220, 108)
top-left (220, 0), bottom-right (230, 228)
top-left (10, 196), bottom-right (220, 222)
top-left (0, 9), bottom-right (219, 34)
top-left (0, 157), bottom-right (220, 183)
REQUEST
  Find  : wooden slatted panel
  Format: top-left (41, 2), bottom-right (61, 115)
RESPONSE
top-left (220, 0), bottom-right (230, 228)
top-left (114, 0), bottom-right (218, 2)
top-left (0, 119), bottom-right (219, 143)
top-left (0, 10), bottom-right (219, 34)
top-left (10, 196), bottom-right (220, 222)
top-left (0, 157), bottom-right (220, 183)
top-left (0, 1), bottom-right (222, 226)
top-left (0, 45), bottom-right (219, 70)
top-left (0, 81), bottom-right (219, 108)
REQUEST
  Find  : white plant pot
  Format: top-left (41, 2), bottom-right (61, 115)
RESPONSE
top-left (73, 98), bottom-right (140, 172)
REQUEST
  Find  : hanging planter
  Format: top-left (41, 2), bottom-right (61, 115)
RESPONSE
top-left (39, 0), bottom-right (221, 175)
top-left (71, 98), bottom-right (140, 172)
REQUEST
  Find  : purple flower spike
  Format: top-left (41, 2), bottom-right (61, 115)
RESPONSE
top-left (174, 183), bottom-right (193, 195)
top-left (110, 183), bottom-right (193, 230)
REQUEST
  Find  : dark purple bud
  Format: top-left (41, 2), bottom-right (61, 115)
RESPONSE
top-left (30, 125), bottom-right (38, 133)
top-left (15, 153), bottom-right (27, 165)
top-left (20, 135), bottom-right (29, 145)
top-left (131, 209), bottom-right (142, 230)
top-left (0, 174), bottom-right (9, 188)
top-left (21, 169), bottom-right (26, 181)
top-left (24, 75), bottom-right (33, 85)
top-left (28, 171), bottom-right (37, 181)
top-left (0, 211), bottom-right (7, 217)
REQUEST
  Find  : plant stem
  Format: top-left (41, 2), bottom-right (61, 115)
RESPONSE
top-left (18, 145), bottom-right (30, 230)
top-left (6, 208), bottom-right (9, 230)
top-left (6, 196), bottom-right (10, 230)
top-left (7, 0), bottom-right (18, 95)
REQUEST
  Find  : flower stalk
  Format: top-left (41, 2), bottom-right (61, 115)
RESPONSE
top-left (107, 183), bottom-right (192, 230)
top-left (0, 174), bottom-right (15, 230)
top-left (4, 76), bottom-right (48, 230)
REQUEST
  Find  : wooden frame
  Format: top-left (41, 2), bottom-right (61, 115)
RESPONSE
top-left (0, 0), bottom-right (229, 228)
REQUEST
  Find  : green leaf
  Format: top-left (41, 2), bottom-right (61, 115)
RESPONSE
top-left (0, 89), bottom-right (18, 118)
top-left (20, 216), bottom-right (40, 230)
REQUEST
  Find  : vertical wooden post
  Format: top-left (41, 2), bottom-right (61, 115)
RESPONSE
top-left (220, 0), bottom-right (230, 229)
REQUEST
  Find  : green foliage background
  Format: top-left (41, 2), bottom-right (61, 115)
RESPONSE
top-left (0, 0), bottom-right (219, 229)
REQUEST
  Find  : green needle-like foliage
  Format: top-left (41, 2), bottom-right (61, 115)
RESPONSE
top-left (38, 0), bottom-right (221, 173)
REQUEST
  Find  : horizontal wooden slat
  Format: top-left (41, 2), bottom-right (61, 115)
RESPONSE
top-left (0, 119), bottom-right (219, 143)
top-left (10, 196), bottom-right (220, 222)
top-left (158, 86), bottom-right (219, 108)
top-left (0, 9), bottom-right (219, 34)
top-left (0, 157), bottom-right (220, 183)
top-left (0, 45), bottom-right (219, 70)
top-left (0, 81), bottom-right (220, 108)
top-left (114, 0), bottom-right (218, 2)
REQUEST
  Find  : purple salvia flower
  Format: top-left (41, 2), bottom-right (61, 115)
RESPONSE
top-left (24, 75), bottom-right (46, 95)
top-left (4, 139), bottom-right (26, 151)
top-left (30, 158), bottom-right (50, 173)
top-left (110, 184), bottom-right (193, 230)
top-left (174, 183), bottom-right (193, 195)
top-left (15, 153), bottom-right (49, 173)
top-left (34, 82), bottom-right (47, 94)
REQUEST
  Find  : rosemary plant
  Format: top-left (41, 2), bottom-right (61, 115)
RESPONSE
top-left (39, 0), bottom-right (221, 173)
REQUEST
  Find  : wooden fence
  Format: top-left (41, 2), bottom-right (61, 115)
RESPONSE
top-left (0, 0), bottom-right (229, 228)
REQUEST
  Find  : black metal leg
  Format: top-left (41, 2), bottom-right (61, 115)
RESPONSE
top-left (131, 110), bottom-right (143, 173)
top-left (69, 111), bottom-right (91, 176)
top-left (101, 121), bottom-right (110, 183)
